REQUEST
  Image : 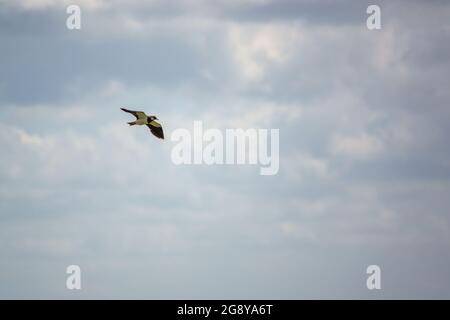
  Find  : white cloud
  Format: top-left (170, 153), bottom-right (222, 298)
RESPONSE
top-left (228, 23), bottom-right (300, 81)
top-left (2, 0), bottom-right (450, 299)
top-left (330, 133), bottom-right (384, 159)
top-left (279, 222), bottom-right (317, 242)
top-left (283, 153), bottom-right (330, 182)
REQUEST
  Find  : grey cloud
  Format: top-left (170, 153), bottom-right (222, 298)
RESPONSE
top-left (1, 0), bottom-right (450, 299)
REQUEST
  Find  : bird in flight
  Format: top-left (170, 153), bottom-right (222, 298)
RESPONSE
top-left (121, 107), bottom-right (164, 139)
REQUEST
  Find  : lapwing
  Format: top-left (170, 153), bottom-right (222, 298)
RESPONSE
top-left (121, 107), bottom-right (164, 140)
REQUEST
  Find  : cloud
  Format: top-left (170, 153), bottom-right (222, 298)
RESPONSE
top-left (330, 133), bottom-right (384, 159)
top-left (2, 0), bottom-right (107, 11)
top-left (1, 0), bottom-right (450, 299)
top-left (228, 23), bottom-right (298, 81)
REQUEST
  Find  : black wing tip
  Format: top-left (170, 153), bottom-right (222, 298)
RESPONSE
top-left (147, 124), bottom-right (164, 140)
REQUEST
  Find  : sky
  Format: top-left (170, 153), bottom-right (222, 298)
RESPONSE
top-left (1, 0), bottom-right (450, 299)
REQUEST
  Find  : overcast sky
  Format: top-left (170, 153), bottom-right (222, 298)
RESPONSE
top-left (1, 0), bottom-right (450, 299)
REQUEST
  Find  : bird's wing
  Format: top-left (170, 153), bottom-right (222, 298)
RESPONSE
top-left (147, 121), bottom-right (164, 139)
top-left (120, 108), bottom-right (147, 120)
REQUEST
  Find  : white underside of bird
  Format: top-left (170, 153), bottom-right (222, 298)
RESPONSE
top-left (133, 118), bottom-right (148, 125)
